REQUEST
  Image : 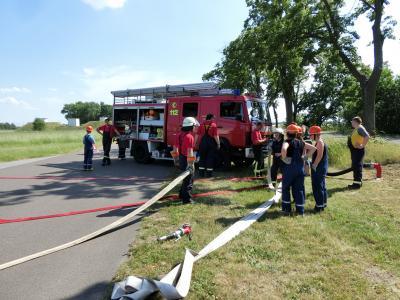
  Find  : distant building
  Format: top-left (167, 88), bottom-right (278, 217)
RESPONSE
top-left (67, 118), bottom-right (80, 127)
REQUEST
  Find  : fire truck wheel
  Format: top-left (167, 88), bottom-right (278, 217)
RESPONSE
top-left (132, 142), bottom-right (151, 164)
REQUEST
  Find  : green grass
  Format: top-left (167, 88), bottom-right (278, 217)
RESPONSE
top-left (112, 165), bottom-right (400, 299)
top-left (0, 127), bottom-right (101, 162)
top-left (325, 136), bottom-right (400, 169)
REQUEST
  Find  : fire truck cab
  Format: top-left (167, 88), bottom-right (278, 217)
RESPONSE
top-left (111, 83), bottom-right (271, 168)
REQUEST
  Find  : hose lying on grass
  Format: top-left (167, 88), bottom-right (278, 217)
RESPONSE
top-left (327, 163), bottom-right (382, 178)
top-left (111, 184), bottom-right (282, 300)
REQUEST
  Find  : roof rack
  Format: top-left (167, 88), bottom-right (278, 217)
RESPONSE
top-left (111, 82), bottom-right (241, 105)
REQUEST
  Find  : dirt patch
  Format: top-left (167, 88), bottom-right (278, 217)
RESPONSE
top-left (364, 266), bottom-right (400, 297)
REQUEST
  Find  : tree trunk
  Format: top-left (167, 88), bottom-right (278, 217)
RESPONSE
top-left (281, 84), bottom-right (295, 124)
top-left (273, 105), bottom-right (278, 127)
top-left (362, 80), bottom-right (379, 135)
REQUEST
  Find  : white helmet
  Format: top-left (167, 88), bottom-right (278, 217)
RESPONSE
top-left (182, 117), bottom-right (200, 127)
top-left (273, 127), bottom-right (284, 135)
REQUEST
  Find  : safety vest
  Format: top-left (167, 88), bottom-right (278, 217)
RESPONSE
top-left (351, 127), bottom-right (365, 148)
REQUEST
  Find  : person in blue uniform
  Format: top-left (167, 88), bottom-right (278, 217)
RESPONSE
top-left (83, 126), bottom-right (96, 171)
top-left (309, 126), bottom-right (328, 212)
top-left (281, 124), bottom-right (316, 216)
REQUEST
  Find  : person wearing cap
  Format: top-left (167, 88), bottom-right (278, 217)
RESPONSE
top-left (197, 114), bottom-right (220, 177)
top-left (171, 117), bottom-right (199, 204)
top-left (252, 121), bottom-right (267, 174)
top-left (82, 126), bottom-right (96, 171)
top-left (269, 127), bottom-right (284, 189)
top-left (96, 118), bottom-right (120, 166)
top-left (281, 124), bottom-right (316, 216)
top-left (310, 125), bottom-right (329, 212)
top-left (347, 116), bottom-right (369, 189)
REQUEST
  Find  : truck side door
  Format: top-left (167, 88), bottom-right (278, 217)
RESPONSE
top-left (217, 100), bottom-right (247, 148)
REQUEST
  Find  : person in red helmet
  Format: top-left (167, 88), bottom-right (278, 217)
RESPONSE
top-left (82, 125), bottom-right (96, 171)
top-left (309, 125), bottom-right (329, 212)
top-left (281, 124), bottom-right (316, 216)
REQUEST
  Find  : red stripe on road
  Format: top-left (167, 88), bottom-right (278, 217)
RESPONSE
top-left (0, 184), bottom-right (267, 225)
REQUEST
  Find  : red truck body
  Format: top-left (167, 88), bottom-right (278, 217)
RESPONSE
top-left (111, 83), bottom-right (271, 167)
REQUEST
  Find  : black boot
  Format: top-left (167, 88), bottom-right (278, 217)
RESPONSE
top-left (347, 183), bottom-right (361, 190)
top-left (206, 170), bottom-right (213, 178)
top-left (199, 169), bottom-right (205, 177)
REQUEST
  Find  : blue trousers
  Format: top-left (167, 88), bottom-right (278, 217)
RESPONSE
top-left (179, 154), bottom-right (193, 203)
top-left (282, 163), bottom-right (305, 214)
top-left (311, 164), bottom-right (328, 208)
top-left (83, 149), bottom-right (93, 170)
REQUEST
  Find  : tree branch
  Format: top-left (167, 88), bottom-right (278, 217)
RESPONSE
top-left (359, 0), bottom-right (376, 11)
top-left (321, 0), bottom-right (367, 84)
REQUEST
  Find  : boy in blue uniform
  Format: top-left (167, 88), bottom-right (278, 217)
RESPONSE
top-left (310, 126), bottom-right (328, 212)
top-left (281, 124), bottom-right (316, 216)
top-left (83, 126), bottom-right (96, 171)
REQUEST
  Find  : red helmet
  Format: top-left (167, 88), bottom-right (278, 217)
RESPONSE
top-left (297, 126), bottom-right (303, 134)
top-left (86, 125), bottom-right (93, 132)
top-left (309, 125), bottom-right (322, 135)
top-left (286, 124), bottom-right (299, 134)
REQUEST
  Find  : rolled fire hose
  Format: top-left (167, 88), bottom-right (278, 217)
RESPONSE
top-left (111, 184), bottom-right (282, 300)
top-left (0, 170), bottom-right (190, 271)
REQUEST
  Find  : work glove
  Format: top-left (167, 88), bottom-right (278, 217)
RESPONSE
top-left (187, 156), bottom-right (196, 174)
top-left (170, 151), bottom-right (180, 168)
top-left (281, 157), bottom-right (292, 165)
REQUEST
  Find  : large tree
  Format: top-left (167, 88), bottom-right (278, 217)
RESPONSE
top-left (244, 0), bottom-right (319, 123)
top-left (61, 101), bottom-right (112, 124)
top-left (318, 0), bottom-right (396, 134)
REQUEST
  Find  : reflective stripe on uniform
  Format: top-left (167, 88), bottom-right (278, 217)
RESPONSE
top-left (282, 201), bottom-right (291, 204)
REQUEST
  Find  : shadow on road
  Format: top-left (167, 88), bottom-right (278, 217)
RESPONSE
top-left (63, 281), bottom-right (111, 300)
top-left (0, 154), bottom-right (173, 207)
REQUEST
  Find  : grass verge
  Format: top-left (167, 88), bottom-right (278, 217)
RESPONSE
top-left (112, 165), bottom-right (400, 299)
top-left (0, 128), bottom-right (101, 162)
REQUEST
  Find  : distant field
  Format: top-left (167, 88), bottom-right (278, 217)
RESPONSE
top-left (0, 127), bottom-right (101, 162)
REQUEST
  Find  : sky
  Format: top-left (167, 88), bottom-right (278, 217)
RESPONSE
top-left (0, 0), bottom-right (399, 125)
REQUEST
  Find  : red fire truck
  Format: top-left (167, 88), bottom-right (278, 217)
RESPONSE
top-left (111, 83), bottom-right (271, 168)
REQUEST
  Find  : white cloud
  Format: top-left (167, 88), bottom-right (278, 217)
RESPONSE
top-left (82, 0), bottom-right (127, 10)
top-left (48, 88), bottom-right (58, 92)
top-left (0, 96), bottom-right (35, 110)
top-left (0, 87), bottom-right (31, 93)
top-left (79, 65), bottom-right (188, 100)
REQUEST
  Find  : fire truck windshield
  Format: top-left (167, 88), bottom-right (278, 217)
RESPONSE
top-left (246, 100), bottom-right (269, 123)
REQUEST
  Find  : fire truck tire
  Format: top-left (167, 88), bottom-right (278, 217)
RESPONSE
top-left (132, 142), bottom-right (151, 164)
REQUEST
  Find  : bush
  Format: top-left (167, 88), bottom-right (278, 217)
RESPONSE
top-left (32, 118), bottom-right (46, 131)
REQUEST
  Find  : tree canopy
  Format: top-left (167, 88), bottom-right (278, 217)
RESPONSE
top-left (61, 101), bottom-right (112, 124)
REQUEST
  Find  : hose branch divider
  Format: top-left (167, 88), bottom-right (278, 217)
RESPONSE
top-left (0, 170), bottom-right (190, 271)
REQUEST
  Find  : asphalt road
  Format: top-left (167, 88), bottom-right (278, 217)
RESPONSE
top-left (0, 149), bottom-right (172, 299)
